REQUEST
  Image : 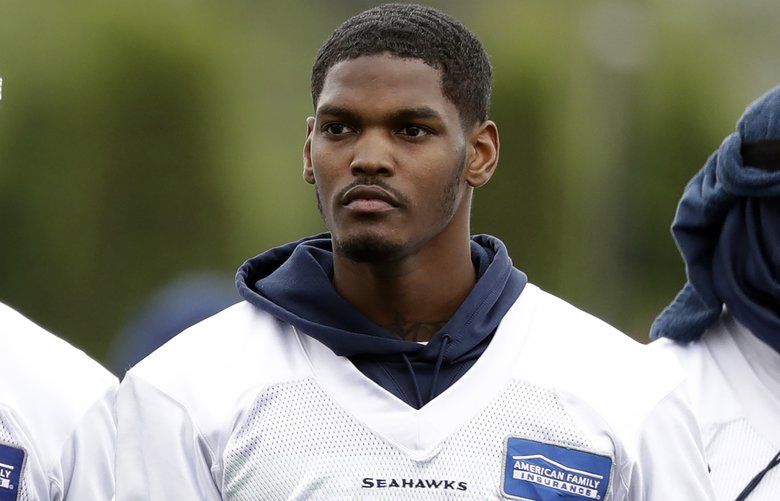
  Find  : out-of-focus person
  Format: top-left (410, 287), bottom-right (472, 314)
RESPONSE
top-left (108, 272), bottom-right (237, 376)
top-left (651, 85), bottom-right (780, 500)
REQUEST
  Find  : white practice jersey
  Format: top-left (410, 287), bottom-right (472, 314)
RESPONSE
top-left (0, 302), bottom-right (118, 501)
top-left (653, 314), bottom-right (780, 501)
top-left (116, 284), bottom-right (714, 500)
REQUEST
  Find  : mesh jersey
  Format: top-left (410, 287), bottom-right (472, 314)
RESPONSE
top-left (222, 380), bottom-right (592, 500)
top-left (116, 284), bottom-right (715, 500)
top-left (0, 418), bottom-right (31, 501)
top-left (0, 302), bottom-right (118, 501)
top-left (654, 315), bottom-right (780, 501)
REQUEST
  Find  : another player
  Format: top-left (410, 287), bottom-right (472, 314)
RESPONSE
top-left (116, 4), bottom-right (715, 499)
top-left (651, 86), bottom-right (780, 500)
top-left (0, 302), bottom-right (117, 500)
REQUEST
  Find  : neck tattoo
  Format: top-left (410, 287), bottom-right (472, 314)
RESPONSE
top-left (382, 314), bottom-right (447, 342)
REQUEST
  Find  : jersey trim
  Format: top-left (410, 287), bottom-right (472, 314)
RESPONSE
top-left (295, 284), bottom-right (539, 460)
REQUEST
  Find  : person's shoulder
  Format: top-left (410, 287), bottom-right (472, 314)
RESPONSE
top-left (0, 302), bottom-right (117, 469)
top-left (649, 316), bottom-right (759, 431)
top-left (648, 334), bottom-right (712, 394)
top-left (519, 286), bottom-right (687, 424)
top-left (128, 301), bottom-right (301, 386)
top-left (124, 301), bottom-right (308, 430)
top-left (649, 332), bottom-right (710, 369)
top-left (0, 301), bottom-right (117, 408)
top-left (525, 285), bottom-right (651, 359)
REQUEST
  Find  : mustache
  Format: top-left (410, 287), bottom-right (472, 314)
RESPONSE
top-left (336, 177), bottom-right (408, 207)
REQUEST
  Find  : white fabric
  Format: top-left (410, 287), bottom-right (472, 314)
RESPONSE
top-left (116, 284), bottom-right (715, 500)
top-left (0, 302), bottom-right (118, 500)
top-left (653, 314), bottom-right (780, 500)
top-left (730, 318), bottom-right (780, 401)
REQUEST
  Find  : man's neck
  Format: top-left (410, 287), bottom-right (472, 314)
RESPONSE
top-left (332, 236), bottom-right (476, 342)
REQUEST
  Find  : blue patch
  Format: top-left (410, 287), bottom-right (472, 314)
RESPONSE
top-left (502, 437), bottom-right (612, 500)
top-left (0, 444), bottom-right (25, 501)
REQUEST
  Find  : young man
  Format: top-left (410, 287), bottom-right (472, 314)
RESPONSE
top-left (651, 86), bottom-right (780, 500)
top-left (116, 4), bottom-right (714, 499)
top-left (0, 302), bottom-right (117, 500)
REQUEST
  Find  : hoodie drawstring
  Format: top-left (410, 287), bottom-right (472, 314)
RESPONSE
top-left (735, 450), bottom-right (780, 501)
top-left (429, 335), bottom-right (451, 402)
top-left (400, 334), bottom-right (451, 409)
top-left (401, 353), bottom-right (424, 409)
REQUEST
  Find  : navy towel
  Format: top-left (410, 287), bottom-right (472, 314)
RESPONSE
top-left (650, 85), bottom-right (780, 353)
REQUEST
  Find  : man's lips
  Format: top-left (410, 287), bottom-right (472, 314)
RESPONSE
top-left (341, 185), bottom-right (400, 211)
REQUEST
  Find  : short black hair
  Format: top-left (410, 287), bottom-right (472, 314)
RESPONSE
top-left (311, 3), bottom-right (492, 127)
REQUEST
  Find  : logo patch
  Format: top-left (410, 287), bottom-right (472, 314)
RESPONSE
top-left (502, 437), bottom-right (611, 500)
top-left (0, 444), bottom-right (25, 501)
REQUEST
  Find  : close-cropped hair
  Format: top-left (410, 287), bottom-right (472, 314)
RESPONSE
top-left (311, 3), bottom-right (493, 127)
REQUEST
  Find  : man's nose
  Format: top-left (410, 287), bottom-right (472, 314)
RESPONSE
top-left (350, 130), bottom-right (395, 177)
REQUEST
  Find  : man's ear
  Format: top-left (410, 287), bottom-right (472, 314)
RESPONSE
top-left (464, 120), bottom-right (499, 188)
top-left (303, 117), bottom-right (315, 185)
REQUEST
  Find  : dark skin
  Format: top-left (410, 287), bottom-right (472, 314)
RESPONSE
top-left (303, 54), bottom-right (499, 341)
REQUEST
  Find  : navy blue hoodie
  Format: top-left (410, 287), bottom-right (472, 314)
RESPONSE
top-left (236, 233), bottom-right (527, 409)
top-left (650, 85), bottom-right (780, 353)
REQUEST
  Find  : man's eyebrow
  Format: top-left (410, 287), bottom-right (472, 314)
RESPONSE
top-left (388, 107), bottom-right (443, 122)
top-left (316, 105), bottom-right (355, 118)
top-left (315, 105), bottom-right (444, 122)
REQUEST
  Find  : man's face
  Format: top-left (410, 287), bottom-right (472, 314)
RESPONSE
top-left (304, 54), bottom-right (470, 262)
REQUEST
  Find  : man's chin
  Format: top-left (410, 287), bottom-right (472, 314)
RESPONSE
top-left (334, 234), bottom-right (405, 263)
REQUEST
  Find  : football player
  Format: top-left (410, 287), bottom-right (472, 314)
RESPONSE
top-left (116, 4), bottom-right (715, 499)
top-left (0, 302), bottom-right (117, 500)
top-left (651, 85), bottom-right (780, 500)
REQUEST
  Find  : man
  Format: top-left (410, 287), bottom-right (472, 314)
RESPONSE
top-left (116, 4), bottom-right (714, 499)
top-left (0, 302), bottom-right (117, 500)
top-left (651, 85), bottom-right (780, 500)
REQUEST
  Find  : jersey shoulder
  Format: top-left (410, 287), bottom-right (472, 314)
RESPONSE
top-left (0, 301), bottom-right (116, 382)
top-left (0, 302), bottom-right (117, 414)
top-left (652, 318), bottom-right (780, 500)
top-left (128, 301), bottom-right (307, 391)
top-left (519, 286), bottom-right (687, 431)
top-left (0, 302), bottom-right (117, 468)
top-left (649, 320), bottom-right (743, 425)
top-left (652, 317), bottom-right (780, 441)
top-left (125, 301), bottom-right (310, 443)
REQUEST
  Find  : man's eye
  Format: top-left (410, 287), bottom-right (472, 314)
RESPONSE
top-left (399, 126), bottom-right (430, 137)
top-left (323, 123), bottom-right (354, 135)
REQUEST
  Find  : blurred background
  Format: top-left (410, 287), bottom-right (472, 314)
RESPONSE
top-left (1, 0), bottom-right (779, 375)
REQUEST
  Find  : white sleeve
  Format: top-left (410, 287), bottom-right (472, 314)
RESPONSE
top-left (628, 387), bottom-right (716, 500)
top-left (115, 373), bottom-right (222, 501)
top-left (53, 385), bottom-right (117, 501)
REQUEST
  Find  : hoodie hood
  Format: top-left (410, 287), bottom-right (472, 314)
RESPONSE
top-left (650, 85), bottom-right (780, 351)
top-left (236, 233), bottom-right (527, 365)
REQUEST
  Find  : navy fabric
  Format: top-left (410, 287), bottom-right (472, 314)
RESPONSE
top-left (650, 85), bottom-right (780, 353)
top-left (236, 233), bottom-right (527, 408)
